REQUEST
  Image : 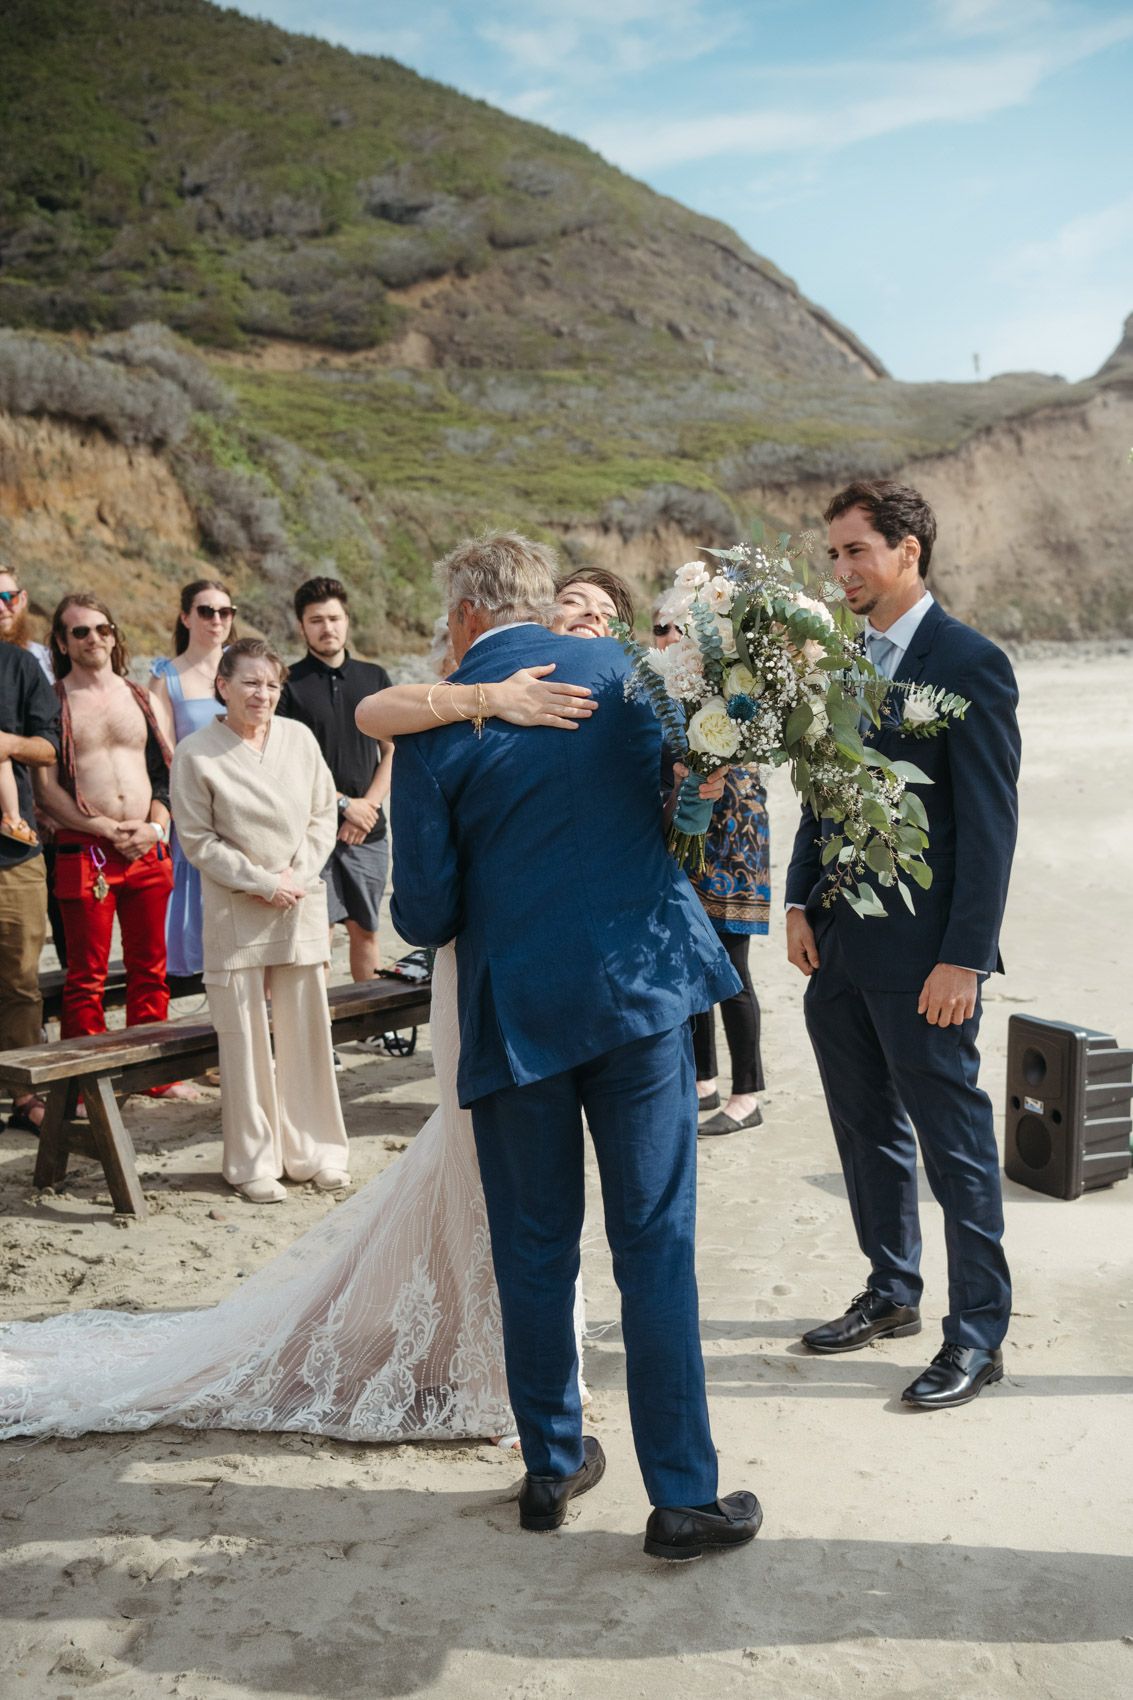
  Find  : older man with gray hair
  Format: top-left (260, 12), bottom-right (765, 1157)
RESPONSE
top-left (390, 531), bottom-right (761, 1561)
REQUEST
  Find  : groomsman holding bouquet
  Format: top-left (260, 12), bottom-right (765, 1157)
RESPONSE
top-left (786, 481), bottom-right (1020, 1410)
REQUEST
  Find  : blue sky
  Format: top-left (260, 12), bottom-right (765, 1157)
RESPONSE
top-left (233, 0), bottom-right (1133, 383)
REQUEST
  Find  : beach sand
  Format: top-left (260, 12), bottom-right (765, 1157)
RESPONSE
top-left (1, 649), bottom-right (1131, 1700)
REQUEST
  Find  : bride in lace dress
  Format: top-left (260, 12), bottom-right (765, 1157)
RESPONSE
top-left (0, 578), bottom-right (623, 1446)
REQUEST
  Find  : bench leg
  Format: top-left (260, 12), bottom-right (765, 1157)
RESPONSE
top-left (32, 1083), bottom-right (71, 1190)
top-left (83, 1074), bottom-right (148, 1219)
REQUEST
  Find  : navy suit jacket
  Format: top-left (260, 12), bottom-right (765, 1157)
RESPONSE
top-left (785, 600), bottom-right (1020, 992)
top-left (390, 626), bottom-right (741, 1106)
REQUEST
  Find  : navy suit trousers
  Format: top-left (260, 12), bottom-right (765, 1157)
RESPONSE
top-left (470, 1023), bottom-right (718, 1509)
top-left (804, 930), bottom-right (1011, 1350)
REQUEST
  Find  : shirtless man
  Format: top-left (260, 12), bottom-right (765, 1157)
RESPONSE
top-left (35, 595), bottom-right (176, 1044)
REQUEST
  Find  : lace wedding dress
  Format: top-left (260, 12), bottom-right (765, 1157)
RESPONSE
top-left (0, 946), bottom-right (574, 1444)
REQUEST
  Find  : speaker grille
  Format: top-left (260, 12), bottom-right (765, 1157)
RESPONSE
top-left (1014, 1114), bottom-right (1052, 1170)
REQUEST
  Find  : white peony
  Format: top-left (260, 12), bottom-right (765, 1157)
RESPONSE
top-left (644, 646), bottom-right (669, 674)
top-left (902, 691), bottom-right (937, 727)
top-left (675, 560), bottom-right (710, 590)
top-left (688, 696), bottom-right (742, 760)
top-left (657, 587), bottom-right (695, 625)
top-left (793, 591), bottom-right (836, 628)
top-left (724, 663), bottom-right (759, 700)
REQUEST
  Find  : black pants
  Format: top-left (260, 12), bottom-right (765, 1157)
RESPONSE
top-left (692, 930), bottom-right (765, 1095)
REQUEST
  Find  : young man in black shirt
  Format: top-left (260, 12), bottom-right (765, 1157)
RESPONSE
top-left (278, 577), bottom-right (394, 982)
top-left (0, 641), bottom-right (62, 1132)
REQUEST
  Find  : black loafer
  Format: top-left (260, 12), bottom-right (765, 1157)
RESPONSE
top-left (802, 1287), bottom-right (921, 1353)
top-left (696, 1091), bottom-right (721, 1112)
top-left (644, 1490), bottom-right (763, 1561)
top-left (901, 1343), bottom-right (1004, 1410)
top-left (518, 1435), bottom-right (605, 1531)
top-left (698, 1105), bottom-right (762, 1137)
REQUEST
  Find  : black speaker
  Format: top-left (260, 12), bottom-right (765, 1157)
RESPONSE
top-left (1005, 1015), bottom-right (1133, 1198)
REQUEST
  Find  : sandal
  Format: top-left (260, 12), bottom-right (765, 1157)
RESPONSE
top-left (8, 1094), bottom-right (46, 1133)
top-left (0, 816), bottom-right (38, 848)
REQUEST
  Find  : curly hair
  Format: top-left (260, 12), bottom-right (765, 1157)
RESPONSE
top-left (824, 481), bottom-right (937, 577)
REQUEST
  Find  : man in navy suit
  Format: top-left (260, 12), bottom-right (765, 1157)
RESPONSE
top-left (390, 533), bottom-right (761, 1558)
top-left (786, 482), bottom-right (1020, 1410)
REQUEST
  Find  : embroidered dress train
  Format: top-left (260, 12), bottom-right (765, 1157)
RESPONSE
top-left (0, 946), bottom-right (554, 1444)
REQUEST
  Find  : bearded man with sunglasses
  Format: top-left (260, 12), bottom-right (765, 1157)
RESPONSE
top-left (35, 595), bottom-right (176, 1043)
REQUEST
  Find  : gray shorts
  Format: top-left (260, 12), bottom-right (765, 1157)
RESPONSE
top-left (321, 836), bottom-right (389, 932)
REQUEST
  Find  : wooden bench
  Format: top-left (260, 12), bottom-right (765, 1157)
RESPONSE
top-left (0, 977), bottom-right (431, 1219)
top-left (39, 962), bottom-right (205, 1023)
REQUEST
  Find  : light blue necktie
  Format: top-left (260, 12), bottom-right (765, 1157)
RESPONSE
top-left (862, 632), bottom-right (900, 735)
top-left (867, 632), bottom-right (900, 677)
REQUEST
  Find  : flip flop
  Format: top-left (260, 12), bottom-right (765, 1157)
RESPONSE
top-left (0, 817), bottom-right (38, 847)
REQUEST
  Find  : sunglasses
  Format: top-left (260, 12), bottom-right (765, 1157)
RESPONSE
top-left (194, 604), bottom-right (237, 620)
top-left (652, 623), bottom-right (675, 637)
top-left (0, 589), bottom-right (23, 606)
top-left (65, 622), bottom-right (115, 640)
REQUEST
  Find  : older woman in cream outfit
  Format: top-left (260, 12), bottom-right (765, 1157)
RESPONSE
top-left (170, 638), bottom-right (350, 1203)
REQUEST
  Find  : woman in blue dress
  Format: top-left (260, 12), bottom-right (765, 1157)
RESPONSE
top-left (148, 579), bottom-right (236, 976)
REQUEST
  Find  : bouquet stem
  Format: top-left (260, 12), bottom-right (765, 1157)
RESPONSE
top-left (666, 824), bottom-right (708, 875)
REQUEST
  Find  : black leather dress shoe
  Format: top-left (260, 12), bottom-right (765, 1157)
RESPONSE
top-left (644, 1491), bottom-right (763, 1561)
top-left (901, 1343), bottom-right (1004, 1410)
top-left (802, 1287), bottom-right (921, 1353)
top-left (518, 1435), bottom-right (605, 1531)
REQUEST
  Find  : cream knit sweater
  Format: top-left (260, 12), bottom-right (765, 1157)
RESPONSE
top-left (170, 714), bottom-right (338, 972)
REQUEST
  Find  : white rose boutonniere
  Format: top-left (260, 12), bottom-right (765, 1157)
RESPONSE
top-left (901, 690), bottom-right (938, 728)
top-left (688, 696), bottom-right (742, 760)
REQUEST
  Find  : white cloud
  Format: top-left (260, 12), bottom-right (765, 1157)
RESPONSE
top-left (477, 0), bottom-right (741, 80)
top-left (583, 13), bottom-right (1133, 171)
top-left (1000, 192), bottom-right (1133, 281)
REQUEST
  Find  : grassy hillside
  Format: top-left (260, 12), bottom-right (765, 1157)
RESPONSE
top-left (0, 0), bottom-right (1118, 652)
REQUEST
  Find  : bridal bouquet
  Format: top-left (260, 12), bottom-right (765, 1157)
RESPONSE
top-left (619, 542), bottom-right (968, 916)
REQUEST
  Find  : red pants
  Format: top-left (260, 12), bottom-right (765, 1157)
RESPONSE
top-left (54, 832), bottom-right (174, 1039)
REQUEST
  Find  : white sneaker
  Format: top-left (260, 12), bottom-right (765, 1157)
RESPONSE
top-left (312, 1168), bottom-right (351, 1191)
top-left (235, 1178), bottom-right (287, 1204)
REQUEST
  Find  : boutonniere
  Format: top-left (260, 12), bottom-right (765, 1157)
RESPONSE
top-left (887, 682), bottom-right (971, 740)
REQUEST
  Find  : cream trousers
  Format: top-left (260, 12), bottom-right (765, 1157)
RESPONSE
top-left (205, 963), bottom-right (350, 1186)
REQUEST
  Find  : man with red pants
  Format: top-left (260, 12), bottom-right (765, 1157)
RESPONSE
top-left (36, 596), bottom-right (188, 1092)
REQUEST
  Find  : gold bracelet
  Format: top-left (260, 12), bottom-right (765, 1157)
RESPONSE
top-left (472, 681), bottom-right (487, 739)
top-left (425, 682), bottom-right (449, 724)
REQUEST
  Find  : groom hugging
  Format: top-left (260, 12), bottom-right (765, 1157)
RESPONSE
top-left (391, 533), bottom-right (761, 1560)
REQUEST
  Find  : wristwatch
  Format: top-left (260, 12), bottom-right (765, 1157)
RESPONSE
top-left (151, 820), bottom-right (167, 844)
top-left (337, 794), bottom-right (350, 816)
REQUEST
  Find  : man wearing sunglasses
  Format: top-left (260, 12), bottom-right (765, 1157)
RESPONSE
top-left (34, 594), bottom-right (175, 1043)
top-left (0, 567), bottom-right (53, 682)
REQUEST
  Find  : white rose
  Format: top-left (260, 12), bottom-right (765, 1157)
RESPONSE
top-left (687, 696), bottom-right (742, 760)
top-left (675, 560), bottom-right (710, 590)
top-left (703, 575), bottom-right (734, 614)
top-left (902, 691), bottom-right (937, 727)
top-left (724, 664), bottom-right (758, 700)
top-left (806, 702), bottom-right (829, 737)
top-left (800, 637), bottom-right (826, 667)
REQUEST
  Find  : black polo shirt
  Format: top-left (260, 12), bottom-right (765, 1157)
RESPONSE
top-left (0, 644), bottom-right (61, 869)
top-left (278, 650), bottom-right (392, 841)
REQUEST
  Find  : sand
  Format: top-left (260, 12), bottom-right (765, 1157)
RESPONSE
top-left (1, 649), bottom-right (1131, 1700)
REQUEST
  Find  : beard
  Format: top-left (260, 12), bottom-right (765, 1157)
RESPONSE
top-left (0, 610), bottom-right (30, 648)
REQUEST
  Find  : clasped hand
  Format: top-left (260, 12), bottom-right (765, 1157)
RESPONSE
top-left (265, 868), bottom-right (307, 910)
top-left (338, 796), bottom-right (380, 845)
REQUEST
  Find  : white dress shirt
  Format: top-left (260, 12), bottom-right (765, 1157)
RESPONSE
top-left (863, 589), bottom-right (935, 670)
